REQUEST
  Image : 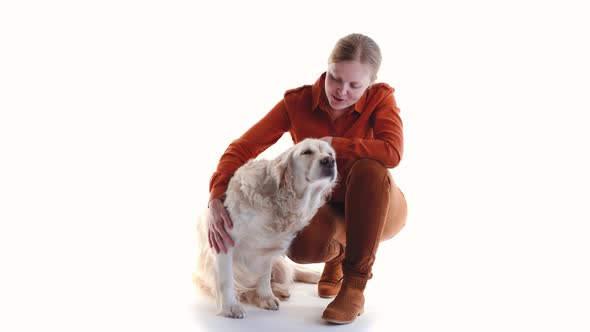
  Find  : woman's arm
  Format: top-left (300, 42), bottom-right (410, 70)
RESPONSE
top-left (330, 90), bottom-right (403, 168)
top-left (208, 99), bottom-right (290, 205)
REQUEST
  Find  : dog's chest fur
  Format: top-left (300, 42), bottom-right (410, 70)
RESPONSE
top-left (224, 159), bottom-right (323, 254)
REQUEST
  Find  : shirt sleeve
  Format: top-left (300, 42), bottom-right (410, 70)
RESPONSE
top-left (208, 99), bottom-right (290, 205)
top-left (330, 90), bottom-right (403, 168)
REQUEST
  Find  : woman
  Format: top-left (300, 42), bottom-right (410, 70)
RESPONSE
top-left (207, 33), bottom-right (408, 324)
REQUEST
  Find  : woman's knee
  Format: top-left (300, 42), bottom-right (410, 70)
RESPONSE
top-left (287, 237), bottom-right (313, 264)
top-left (347, 159), bottom-right (391, 188)
top-left (286, 206), bottom-right (340, 264)
top-left (287, 238), bottom-right (329, 264)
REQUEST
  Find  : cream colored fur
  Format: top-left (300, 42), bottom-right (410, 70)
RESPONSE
top-left (193, 138), bottom-right (338, 318)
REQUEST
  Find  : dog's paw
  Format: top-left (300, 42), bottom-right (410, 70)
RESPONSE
top-left (218, 303), bottom-right (246, 319)
top-left (257, 295), bottom-right (280, 310)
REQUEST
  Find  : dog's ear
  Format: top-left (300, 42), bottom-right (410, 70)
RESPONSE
top-left (263, 148), bottom-right (293, 193)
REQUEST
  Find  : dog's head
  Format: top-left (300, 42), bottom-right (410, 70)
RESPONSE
top-left (291, 138), bottom-right (337, 184)
top-left (268, 138), bottom-right (338, 194)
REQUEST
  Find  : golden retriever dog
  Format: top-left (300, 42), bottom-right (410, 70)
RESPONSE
top-left (194, 138), bottom-right (338, 318)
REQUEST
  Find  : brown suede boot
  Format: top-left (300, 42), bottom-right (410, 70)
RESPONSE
top-left (321, 159), bottom-right (393, 324)
top-left (318, 242), bottom-right (344, 298)
top-left (321, 274), bottom-right (366, 324)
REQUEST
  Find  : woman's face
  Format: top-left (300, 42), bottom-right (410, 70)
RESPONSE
top-left (325, 60), bottom-right (372, 111)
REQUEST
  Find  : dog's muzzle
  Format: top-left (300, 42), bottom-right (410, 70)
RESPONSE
top-left (320, 156), bottom-right (336, 178)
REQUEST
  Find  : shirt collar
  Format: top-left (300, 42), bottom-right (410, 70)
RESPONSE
top-left (311, 72), bottom-right (368, 114)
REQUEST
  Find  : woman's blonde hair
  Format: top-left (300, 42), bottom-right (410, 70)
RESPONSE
top-left (328, 33), bottom-right (382, 83)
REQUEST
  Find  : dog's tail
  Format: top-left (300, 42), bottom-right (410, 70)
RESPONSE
top-left (293, 264), bottom-right (321, 284)
top-left (272, 257), bottom-right (321, 284)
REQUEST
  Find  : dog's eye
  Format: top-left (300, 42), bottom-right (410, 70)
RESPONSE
top-left (301, 149), bottom-right (313, 155)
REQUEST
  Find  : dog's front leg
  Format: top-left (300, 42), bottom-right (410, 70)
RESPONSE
top-left (215, 248), bottom-right (245, 318)
top-left (254, 259), bottom-right (280, 310)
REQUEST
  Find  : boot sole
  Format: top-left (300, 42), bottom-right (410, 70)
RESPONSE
top-left (318, 294), bottom-right (337, 299)
top-left (322, 308), bottom-right (364, 324)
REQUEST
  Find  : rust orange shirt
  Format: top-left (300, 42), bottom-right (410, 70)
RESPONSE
top-left (209, 72), bottom-right (403, 203)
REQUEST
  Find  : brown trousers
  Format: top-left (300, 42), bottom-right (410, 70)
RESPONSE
top-left (287, 159), bottom-right (407, 278)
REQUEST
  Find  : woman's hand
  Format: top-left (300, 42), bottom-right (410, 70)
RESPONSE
top-left (319, 136), bottom-right (333, 145)
top-left (207, 198), bottom-right (235, 254)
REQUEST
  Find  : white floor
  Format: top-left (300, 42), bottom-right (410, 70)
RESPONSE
top-left (191, 279), bottom-right (381, 332)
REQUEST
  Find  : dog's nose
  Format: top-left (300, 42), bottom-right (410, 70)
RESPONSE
top-left (320, 156), bottom-right (335, 168)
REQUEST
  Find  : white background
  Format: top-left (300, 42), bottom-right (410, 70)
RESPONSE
top-left (1, 0), bottom-right (589, 331)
